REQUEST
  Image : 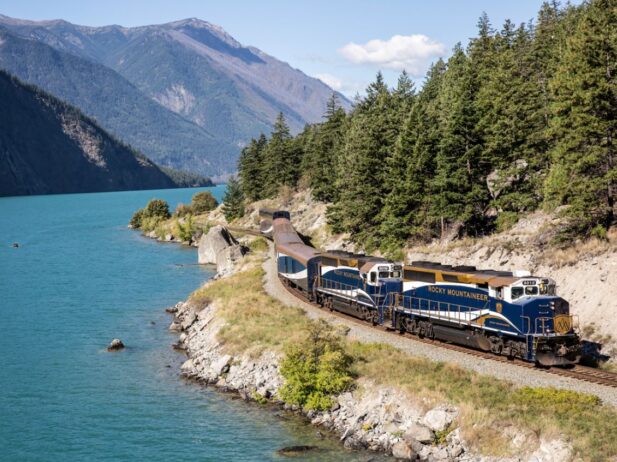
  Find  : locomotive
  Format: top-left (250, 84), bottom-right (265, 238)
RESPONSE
top-left (263, 209), bottom-right (582, 367)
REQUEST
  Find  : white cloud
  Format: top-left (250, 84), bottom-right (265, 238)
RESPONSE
top-left (339, 34), bottom-right (446, 75)
top-left (314, 73), bottom-right (364, 97)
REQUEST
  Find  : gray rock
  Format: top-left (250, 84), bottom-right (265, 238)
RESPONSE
top-left (405, 423), bottom-right (434, 444)
top-left (197, 225), bottom-right (239, 265)
top-left (216, 244), bottom-right (246, 275)
top-left (422, 407), bottom-right (457, 432)
top-left (107, 338), bottom-right (125, 351)
top-left (392, 441), bottom-right (416, 460)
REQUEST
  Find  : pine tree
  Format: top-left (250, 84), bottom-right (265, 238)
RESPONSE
top-left (263, 113), bottom-right (295, 197)
top-left (327, 73), bottom-right (403, 249)
top-left (544, 0), bottom-right (617, 238)
top-left (238, 134), bottom-right (267, 201)
top-left (305, 94), bottom-right (347, 202)
top-left (430, 46), bottom-right (487, 237)
top-left (222, 177), bottom-right (245, 222)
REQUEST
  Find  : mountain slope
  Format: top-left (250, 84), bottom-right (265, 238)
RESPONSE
top-left (0, 27), bottom-right (235, 176)
top-left (0, 15), bottom-right (351, 154)
top-left (0, 70), bottom-right (178, 196)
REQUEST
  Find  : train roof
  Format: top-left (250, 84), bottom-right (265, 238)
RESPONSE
top-left (404, 261), bottom-right (519, 287)
top-left (272, 216), bottom-right (320, 264)
top-left (321, 250), bottom-right (393, 272)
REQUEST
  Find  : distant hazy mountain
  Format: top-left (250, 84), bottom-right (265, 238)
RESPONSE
top-left (0, 70), bottom-right (188, 196)
top-left (0, 27), bottom-right (232, 176)
top-left (0, 15), bottom-right (351, 176)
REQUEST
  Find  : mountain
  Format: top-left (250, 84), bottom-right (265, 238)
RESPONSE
top-left (0, 15), bottom-right (351, 175)
top-left (0, 27), bottom-right (233, 177)
top-left (0, 70), bottom-right (184, 196)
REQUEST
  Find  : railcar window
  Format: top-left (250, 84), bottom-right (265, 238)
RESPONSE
top-left (378, 271), bottom-right (389, 278)
top-left (511, 287), bottom-right (524, 300)
top-left (403, 270), bottom-right (436, 283)
top-left (525, 286), bottom-right (539, 296)
top-left (321, 257), bottom-right (338, 267)
top-left (442, 274), bottom-right (459, 283)
top-left (391, 271), bottom-right (401, 278)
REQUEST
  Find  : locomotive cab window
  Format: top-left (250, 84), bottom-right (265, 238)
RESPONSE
top-left (378, 271), bottom-right (389, 279)
top-left (525, 286), bottom-right (539, 296)
top-left (511, 287), bottom-right (524, 300)
top-left (391, 270), bottom-right (401, 278)
top-left (370, 272), bottom-right (376, 283)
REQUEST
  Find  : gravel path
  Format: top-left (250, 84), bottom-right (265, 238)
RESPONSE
top-left (262, 247), bottom-right (617, 407)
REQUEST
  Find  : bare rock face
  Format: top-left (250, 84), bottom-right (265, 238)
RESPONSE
top-left (197, 225), bottom-right (246, 274)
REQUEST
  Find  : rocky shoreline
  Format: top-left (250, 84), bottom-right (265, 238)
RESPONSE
top-left (166, 283), bottom-right (571, 462)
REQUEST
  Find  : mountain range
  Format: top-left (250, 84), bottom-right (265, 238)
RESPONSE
top-left (0, 15), bottom-right (350, 178)
top-left (0, 70), bottom-right (196, 196)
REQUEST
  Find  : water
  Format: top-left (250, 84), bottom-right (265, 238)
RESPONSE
top-left (0, 187), bottom-right (384, 462)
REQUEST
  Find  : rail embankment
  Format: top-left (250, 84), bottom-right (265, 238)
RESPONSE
top-left (167, 235), bottom-right (617, 462)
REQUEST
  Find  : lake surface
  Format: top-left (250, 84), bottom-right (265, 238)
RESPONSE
top-left (0, 187), bottom-right (384, 462)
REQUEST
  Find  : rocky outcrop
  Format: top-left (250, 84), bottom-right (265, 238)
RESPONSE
top-left (107, 338), bottom-right (125, 351)
top-left (197, 225), bottom-right (246, 274)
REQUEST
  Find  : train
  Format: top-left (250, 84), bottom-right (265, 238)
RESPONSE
top-left (262, 209), bottom-right (584, 367)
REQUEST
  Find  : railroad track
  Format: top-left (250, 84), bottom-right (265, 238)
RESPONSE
top-left (279, 280), bottom-right (617, 390)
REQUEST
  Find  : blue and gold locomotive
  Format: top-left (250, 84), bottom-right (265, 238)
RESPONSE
top-left (265, 210), bottom-right (582, 366)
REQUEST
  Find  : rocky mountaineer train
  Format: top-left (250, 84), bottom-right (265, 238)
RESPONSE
top-left (263, 210), bottom-right (583, 366)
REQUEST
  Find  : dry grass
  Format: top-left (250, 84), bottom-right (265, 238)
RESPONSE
top-left (541, 237), bottom-right (613, 268)
top-left (190, 261), bottom-right (310, 357)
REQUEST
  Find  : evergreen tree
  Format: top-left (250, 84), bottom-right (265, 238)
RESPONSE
top-left (222, 177), bottom-right (245, 222)
top-left (304, 94), bottom-right (347, 202)
top-left (544, 0), bottom-right (617, 237)
top-left (238, 134), bottom-right (267, 201)
top-left (328, 73), bottom-right (403, 249)
top-left (263, 113), bottom-right (295, 197)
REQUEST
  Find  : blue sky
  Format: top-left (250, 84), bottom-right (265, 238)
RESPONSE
top-left (0, 0), bottom-right (578, 97)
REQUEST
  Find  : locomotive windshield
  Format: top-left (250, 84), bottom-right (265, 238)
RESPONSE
top-left (509, 278), bottom-right (556, 301)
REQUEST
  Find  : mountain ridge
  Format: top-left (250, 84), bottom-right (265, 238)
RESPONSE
top-left (0, 14), bottom-right (351, 176)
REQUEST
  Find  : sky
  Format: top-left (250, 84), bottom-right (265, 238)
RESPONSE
top-left (0, 0), bottom-right (579, 97)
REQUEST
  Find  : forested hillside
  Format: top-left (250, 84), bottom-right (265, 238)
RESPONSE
top-left (237, 0), bottom-right (616, 253)
top-left (0, 70), bottom-right (183, 196)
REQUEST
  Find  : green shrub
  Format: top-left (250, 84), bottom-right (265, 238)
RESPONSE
top-left (129, 208), bottom-right (145, 228)
top-left (279, 320), bottom-right (353, 411)
top-left (144, 199), bottom-right (171, 220)
top-left (176, 216), bottom-right (195, 242)
top-left (191, 191), bottom-right (218, 214)
top-left (590, 224), bottom-right (608, 240)
top-left (495, 211), bottom-right (519, 233)
top-left (174, 203), bottom-right (193, 217)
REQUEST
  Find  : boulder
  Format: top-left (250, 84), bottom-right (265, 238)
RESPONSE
top-left (392, 441), bottom-right (416, 460)
top-left (404, 422), bottom-right (434, 444)
top-left (210, 354), bottom-right (232, 376)
top-left (107, 338), bottom-right (125, 351)
top-left (216, 244), bottom-right (245, 275)
top-left (422, 407), bottom-right (457, 432)
top-left (198, 225), bottom-right (239, 265)
top-left (528, 439), bottom-right (572, 462)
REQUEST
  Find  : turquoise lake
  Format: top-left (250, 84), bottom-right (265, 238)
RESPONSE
top-left (0, 187), bottom-right (384, 462)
